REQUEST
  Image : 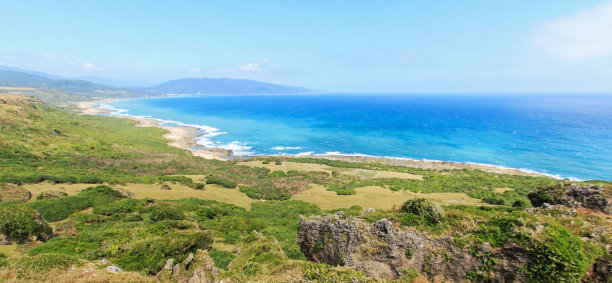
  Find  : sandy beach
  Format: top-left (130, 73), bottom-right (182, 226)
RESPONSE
top-left (75, 100), bottom-right (554, 178)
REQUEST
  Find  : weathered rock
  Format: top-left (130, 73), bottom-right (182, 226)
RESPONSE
top-left (112, 187), bottom-right (135, 198)
top-left (529, 183), bottom-right (611, 214)
top-left (37, 190), bottom-right (68, 200)
top-left (0, 183), bottom-right (32, 202)
top-left (156, 250), bottom-right (218, 283)
top-left (297, 215), bottom-right (529, 282)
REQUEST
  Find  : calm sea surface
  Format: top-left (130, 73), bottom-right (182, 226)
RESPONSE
top-left (106, 94), bottom-right (612, 180)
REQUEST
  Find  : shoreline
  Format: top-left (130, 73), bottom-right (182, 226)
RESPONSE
top-left (75, 99), bottom-right (559, 179)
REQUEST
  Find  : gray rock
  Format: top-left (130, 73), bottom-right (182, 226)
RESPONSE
top-left (298, 215), bottom-right (528, 282)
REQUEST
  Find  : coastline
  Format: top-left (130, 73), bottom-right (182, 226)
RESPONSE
top-left (75, 99), bottom-right (557, 179)
top-left (75, 100), bottom-right (232, 160)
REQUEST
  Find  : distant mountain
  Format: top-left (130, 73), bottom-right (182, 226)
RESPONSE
top-left (73, 76), bottom-right (151, 88)
top-left (143, 77), bottom-right (311, 95)
top-left (0, 70), bottom-right (142, 103)
top-left (0, 66), bottom-right (313, 104)
top-left (0, 70), bottom-right (112, 92)
top-left (0, 65), bottom-right (63, 79)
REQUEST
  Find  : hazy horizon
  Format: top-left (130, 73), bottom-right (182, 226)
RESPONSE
top-left (2, 1), bottom-right (612, 93)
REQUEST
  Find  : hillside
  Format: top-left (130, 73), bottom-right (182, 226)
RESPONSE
top-left (0, 70), bottom-right (142, 104)
top-left (0, 67), bottom-right (313, 104)
top-left (142, 77), bottom-right (311, 95)
top-left (0, 93), bottom-right (610, 282)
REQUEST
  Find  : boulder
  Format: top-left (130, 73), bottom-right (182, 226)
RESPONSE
top-left (529, 183), bottom-right (611, 214)
top-left (37, 190), bottom-right (68, 200)
top-left (156, 250), bottom-right (218, 283)
top-left (0, 183), bottom-right (32, 202)
top-left (297, 215), bottom-right (529, 282)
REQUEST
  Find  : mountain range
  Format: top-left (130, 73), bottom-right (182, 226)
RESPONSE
top-left (0, 65), bottom-right (312, 103)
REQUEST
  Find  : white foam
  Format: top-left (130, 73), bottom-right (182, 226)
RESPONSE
top-left (296, 151), bottom-right (315, 156)
top-left (217, 141), bottom-right (254, 156)
top-left (272, 146), bottom-right (303, 150)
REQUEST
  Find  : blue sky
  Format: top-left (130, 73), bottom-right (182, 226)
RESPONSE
top-left (1, 1), bottom-right (612, 92)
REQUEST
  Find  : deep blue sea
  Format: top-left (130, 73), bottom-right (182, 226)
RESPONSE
top-left (105, 94), bottom-right (612, 181)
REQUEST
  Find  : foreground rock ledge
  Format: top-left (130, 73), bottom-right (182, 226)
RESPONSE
top-left (297, 214), bottom-right (528, 282)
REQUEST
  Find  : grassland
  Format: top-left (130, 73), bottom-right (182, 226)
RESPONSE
top-left (291, 185), bottom-right (485, 210)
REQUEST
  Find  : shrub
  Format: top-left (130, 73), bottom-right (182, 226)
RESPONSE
top-left (206, 175), bottom-right (237, 189)
top-left (158, 175), bottom-right (193, 184)
top-left (0, 204), bottom-right (52, 242)
top-left (527, 191), bottom-right (555, 207)
top-left (209, 249), bottom-right (236, 270)
top-left (27, 185), bottom-right (125, 222)
top-left (160, 184), bottom-right (171, 190)
top-left (512, 199), bottom-right (527, 208)
top-left (191, 183), bottom-right (205, 190)
top-left (526, 225), bottom-right (603, 282)
top-left (149, 203), bottom-right (186, 222)
top-left (93, 198), bottom-right (144, 216)
top-left (400, 198), bottom-right (444, 224)
top-left (304, 263), bottom-right (371, 282)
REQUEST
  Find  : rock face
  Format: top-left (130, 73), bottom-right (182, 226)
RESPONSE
top-left (157, 249), bottom-right (218, 283)
top-left (529, 183), bottom-right (611, 214)
top-left (297, 214), bottom-right (528, 282)
top-left (0, 183), bottom-right (32, 202)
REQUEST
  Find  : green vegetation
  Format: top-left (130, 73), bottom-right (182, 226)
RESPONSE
top-left (288, 157), bottom-right (557, 205)
top-left (205, 175), bottom-right (237, 188)
top-left (400, 198), bottom-right (444, 224)
top-left (0, 204), bottom-right (52, 242)
top-left (24, 185), bottom-right (125, 222)
top-left (303, 262), bottom-right (372, 282)
top-left (526, 225), bottom-right (603, 282)
top-left (0, 94), bottom-right (223, 185)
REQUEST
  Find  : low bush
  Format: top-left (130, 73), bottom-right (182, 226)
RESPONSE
top-left (27, 185), bottom-right (125, 222)
top-left (0, 204), bottom-right (52, 242)
top-left (526, 225), bottom-right (603, 282)
top-left (206, 175), bottom-right (237, 189)
top-left (209, 249), bottom-right (236, 270)
top-left (400, 198), bottom-right (444, 224)
top-left (149, 203), bottom-right (186, 222)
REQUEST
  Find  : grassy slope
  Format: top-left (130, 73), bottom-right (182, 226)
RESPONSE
top-left (0, 93), bottom-right (223, 184)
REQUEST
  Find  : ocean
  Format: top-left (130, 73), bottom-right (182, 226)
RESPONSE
top-left (104, 94), bottom-right (612, 181)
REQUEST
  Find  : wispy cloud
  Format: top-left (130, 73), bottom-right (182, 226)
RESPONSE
top-left (189, 66), bottom-right (201, 72)
top-left (239, 63), bottom-right (261, 71)
top-left (531, 1), bottom-right (612, 59)
top-left (81, 62), bottom-right (106, 70)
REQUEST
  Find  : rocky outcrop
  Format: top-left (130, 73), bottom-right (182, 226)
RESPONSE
top-left (297, 213), bottom-right (529, 282)
top-left (529, 183), bottom-right (611, 214)
top-left (112, 187), bottom-right (135, 198)
top-left (0, 183), bottom-right (32, 202)
top-left (37, 190), bottom-right (68, 200)
top-left (157, 249), bottom-right (218, 283)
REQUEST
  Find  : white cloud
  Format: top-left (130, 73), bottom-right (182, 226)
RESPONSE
top-left (42, 54), bottom-right (57, 59)
top-left (81, 62), bottom-right (96, 69)
top-left (239, 63), bottom-right (261, 71)
top-left (189, 67), bottom-right (201, 72)
top-left (262, 58), bottom-right (280, 68)
top-left (81, 62), bottom-right (106, 70)
top-left (531, 2), bottom-right (612, 59)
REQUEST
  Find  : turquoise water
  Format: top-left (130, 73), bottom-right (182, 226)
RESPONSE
top-left (106, 94), bottom-right (612, 181)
